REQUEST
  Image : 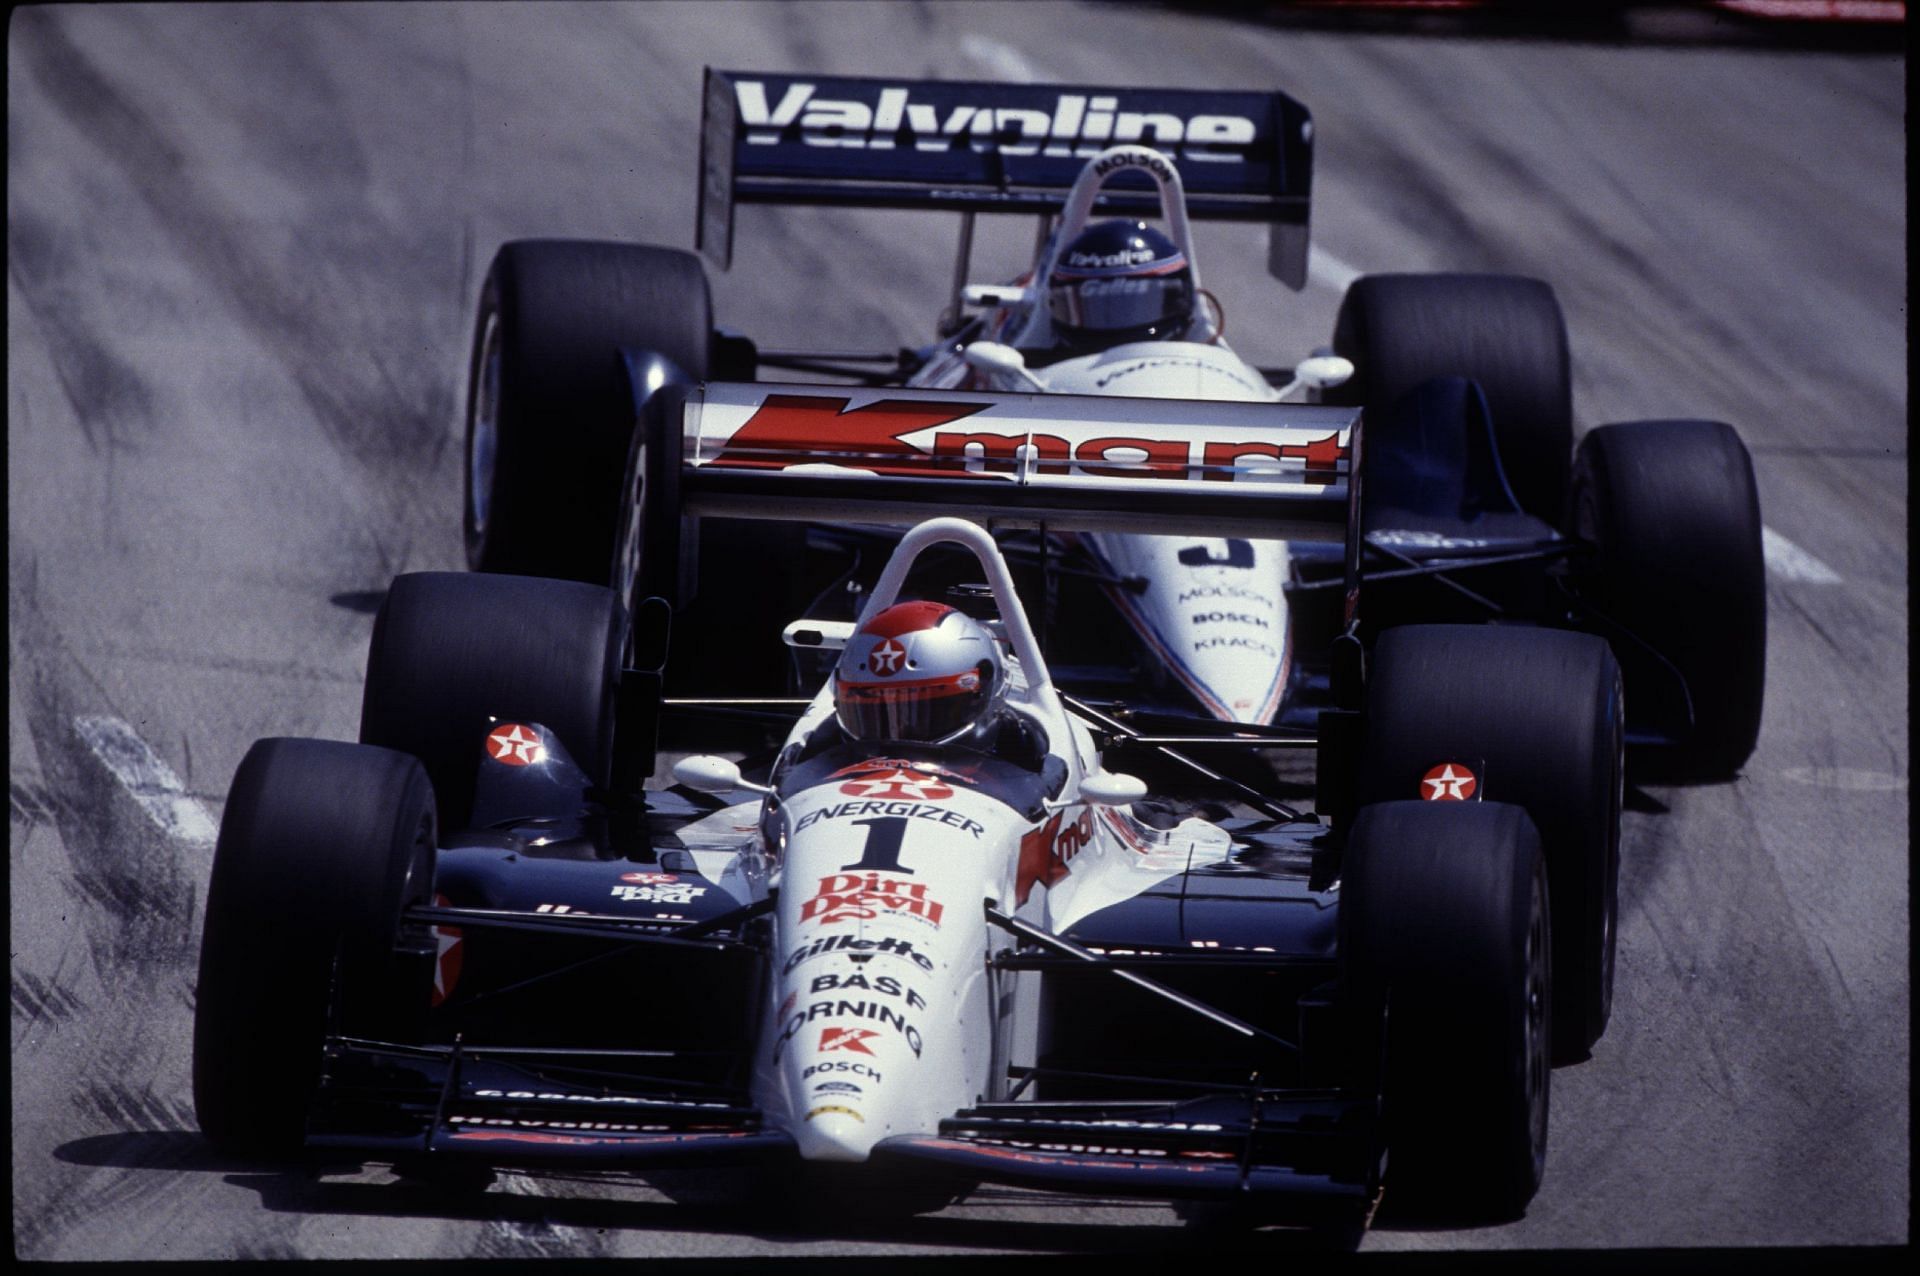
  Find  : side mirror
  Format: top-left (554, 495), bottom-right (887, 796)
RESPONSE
top-left (782, 619), bottom-right (855, 651)
top-left (672, 755), bottom-right (769, 796)
top-left (1079, 770), bottom-right (1149, 807)
top-left (1293, 354), bottom-right (1355, 391)
top-left (962, 341), bottom-right (1048, 391)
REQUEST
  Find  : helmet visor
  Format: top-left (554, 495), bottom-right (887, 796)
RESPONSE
top-left (1051, 273), bottom-right (1193, 336)
top-left (835, 668), bottom-right (989, 743)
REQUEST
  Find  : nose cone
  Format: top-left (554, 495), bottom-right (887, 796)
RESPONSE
top-left (1086, 532), bottom-right (1294, 724)
top-left (793, 1104), bottom-right (876, 1162)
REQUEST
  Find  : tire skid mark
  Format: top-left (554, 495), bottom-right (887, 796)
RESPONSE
top-left (9, 588), bottom-right (209, 1241)
top-left (13, 11), bottom-right (457, 528)
top-left (74, 1078), bottom-right (198, 1139)
top-left (12, 967), bottom-right (88, 1031)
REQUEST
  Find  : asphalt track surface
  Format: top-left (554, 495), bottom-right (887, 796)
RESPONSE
top-left (8, 1), bottom-right (1907, 1260)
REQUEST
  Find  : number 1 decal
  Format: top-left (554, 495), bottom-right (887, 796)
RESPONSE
top-left (840, 816), bottom-right (909, 872)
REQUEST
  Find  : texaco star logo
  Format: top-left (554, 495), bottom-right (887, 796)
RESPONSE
top-left (868, 638), bottom-right (907, 676)
top-left (839, 767), bottom-right (955, 801)
top-left (1421, 762), bottom-right (1478, 801)
top-left (486, 723), bottom-right (546, 766)
top-left (430, 893), bottom-right (463, 1007)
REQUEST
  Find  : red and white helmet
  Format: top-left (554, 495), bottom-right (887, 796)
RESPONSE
top-left (834, 601), bottom-right (1006, 745)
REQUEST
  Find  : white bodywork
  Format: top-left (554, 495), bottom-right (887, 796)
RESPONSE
top-left (903, 147), bottom-right (1310, 724)
top-left (717, 519), bottom-right (1233, 1161)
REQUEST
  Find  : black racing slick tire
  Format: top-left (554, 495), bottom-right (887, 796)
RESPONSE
top-left (1359, 624), bottom-right (1622, 1062)
top-left (359, 572), bottom-right (623, 832)
top-left (1331, 273), bottom-right (1573, 523)
top-left (1343, 799), bottom-right (1551, 1222)
top-left (1570, 420), bottom-right (1765, 780)
top-left (464, 239), bottom-right (711, 583)
top-left (192, 738), bottom-right (438, 1158)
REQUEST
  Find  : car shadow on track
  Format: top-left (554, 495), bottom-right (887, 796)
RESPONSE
top-left (54, 1132), bottom-right (1360, 1253)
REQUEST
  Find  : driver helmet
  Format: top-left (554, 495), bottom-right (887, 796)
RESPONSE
top-left (1048, 219), bottom-right (1195, 351)
top-left (834, 601), bottom-right (1006, 745)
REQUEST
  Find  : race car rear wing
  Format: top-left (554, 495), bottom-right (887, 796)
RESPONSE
top-left (622, 377), bottom-right (1365, 633)
top-left (698, 69), bottom-right (1315, 286)
top-left (670, 381), bottom-right (1357, 540)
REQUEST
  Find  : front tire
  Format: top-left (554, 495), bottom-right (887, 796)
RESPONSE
top-left (1570, 419), bottom-right (1765, 779)
top-left (359, 572), bottom-right (624, 832)
top-left (192, 739), bottom-right (437, 1158)
top-left (1343, 799), bottom-right (1551, 1221)
top-left (1359, 624), bottom-right (1622, 1061)
top-left (1330, 273), bottom-right (1573, 524)
top-left (465, 239), bottom-right (711, 582)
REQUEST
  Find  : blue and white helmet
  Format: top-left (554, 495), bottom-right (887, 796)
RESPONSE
top-left (1048, 219), bottom-right (1195, 351)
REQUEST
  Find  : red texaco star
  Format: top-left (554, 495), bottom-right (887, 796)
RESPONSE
top-left (1421, 762), bottom-right (1477, 801)
top-left (869, 638), bottom-right (907, 676)
top-left (486, 723), bottom-right (546, 766)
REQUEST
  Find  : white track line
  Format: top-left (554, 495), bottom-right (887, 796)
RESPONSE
top-left (1308, 244), bottom-right (1365, 292)
top-left (1761, 527), bottom-right (1843, 585)
top-left (73, 716), bottom-right (219, 845)
top-left (960, 33), bottom-right (1044, 83)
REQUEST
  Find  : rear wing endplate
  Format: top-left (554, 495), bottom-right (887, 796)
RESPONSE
top-left (698, 69), bottom-right (1314, 286)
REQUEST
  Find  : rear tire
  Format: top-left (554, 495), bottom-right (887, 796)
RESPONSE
top-left (1570, 420), bottom-right (1765, 779)
top-left (1343, 799), bottom-right (1550, 1221)
top-left (465, 239), bottom-right (711, 582)
top-left (359, 572), bottom-right (624, 831)
top-left (1360, 624), bottom-right (1621, 1061)
top-left (192, 739), bottom-right (437, 1158)
top-left (1331, 273), bottom-right (1572, 523)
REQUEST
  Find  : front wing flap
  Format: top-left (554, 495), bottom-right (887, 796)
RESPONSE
top-left (306, 1037), bottom-right (793, 1168)
top-left (876, 1091), bottom-right (1378, 1206)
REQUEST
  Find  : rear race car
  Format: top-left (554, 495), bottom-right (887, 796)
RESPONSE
top-left (458, 69), bottom-right (1762, 779)
top-left (194, 384), bottom-right (1623, 1228)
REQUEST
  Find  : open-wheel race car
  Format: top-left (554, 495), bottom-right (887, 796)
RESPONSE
top-left (194, 369), bottom-right (1630, 1227)
top-left (462, 70), bottom-right (1764, 781)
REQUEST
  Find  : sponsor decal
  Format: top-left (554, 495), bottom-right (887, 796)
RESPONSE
top-left (470, 1089), bottom-right (731, 1110)
top-left (485, 723), bottom-right (546, 766)
top-left (936, 1136), bottom-right (1214, 1168)
top-left (734, 82), bottom-right (1257, 162)
top-left (1190, 610), bottom-right (1270, 628)
top-left (974, 1118), bottom-right (1223, 1132)
top-left (1016, 807), bottom-right (1095, 906)
top-left (1176, 585), bottom-right (1265, 604)
top-left (783, 933), bottom-right (936, 974)
top-left (798, 873), bottom-right (945, 928)
top-left (868, 637), bottom-right (908, 675)
top-left (819, 1026), bottom-right (881, 1056)
top-left (705, 393), bottom-right (1347, 483)
top-left (780, 1001), bottom-right (925, 1057)
top-left (450, 1128), bottom-right (747, 1146)
top-left (610, 883), bottom-right (708, 904)
top-left (430, 893), bottom-right (462, 1008)
top-left (1094, 358), bottom-right (1266, 396)
top-left (620, 872), bottom-right (679, 884)
top-left (807, 1105), bottom-right (865, 1123)
top-left (794, 799), bottom-right (984, 839)
top-left (809, 971), bottom-right (927, 1010)
top-left (804, 1060), bottom-right (883, 1084)
top-left (835, 766), bottom-right (955, 802)
top-left (1192, 635), bottom-right (1279, 658)
top-left (813, 1081), bottom-right (864, 1096)
top-left (1420, 762), bottom-right (1478, 802)
top-left (448, 1115), bottom-right (678, 1133)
